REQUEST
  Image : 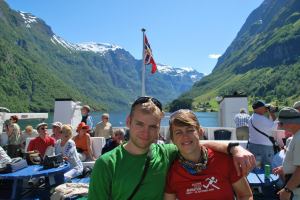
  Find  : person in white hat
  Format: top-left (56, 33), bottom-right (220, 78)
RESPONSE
top-left (81, 105), bottom-right (94, 131)
top-left (273, 107), bottom-right (300, 200)
top-left (51, 121), bottom-right (63, 141)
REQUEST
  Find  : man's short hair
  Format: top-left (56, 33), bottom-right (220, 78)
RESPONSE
top-left (240, 108), bottom-right (246, 113)
top-left (113, 128), bottom-right (125, 136)
top-left (130, 96), bottom-right (163, 118)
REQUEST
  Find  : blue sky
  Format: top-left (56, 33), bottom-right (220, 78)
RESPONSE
top-left (6, 0), bottom-right (263, 75)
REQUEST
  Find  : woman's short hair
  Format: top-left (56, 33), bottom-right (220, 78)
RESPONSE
top-left (25, 125), bottom-right (33, 133)
top-left (169, 109), bottom-right (201, 139)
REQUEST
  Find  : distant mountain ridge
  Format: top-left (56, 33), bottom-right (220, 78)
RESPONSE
top-left (174, 0), bottom-right (300, 109)
top-left (0, 1), bottom-right (204, 112)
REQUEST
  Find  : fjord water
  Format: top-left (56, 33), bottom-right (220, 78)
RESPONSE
top-left (18, 112), bottom-right (219, 130)
top-left (90, 111), bottom-right (219, 127)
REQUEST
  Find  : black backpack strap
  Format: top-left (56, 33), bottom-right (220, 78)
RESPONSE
top-left (127, 150), bottom-right (152, 200)
top-left (250, 119), bottom-right (275, 145)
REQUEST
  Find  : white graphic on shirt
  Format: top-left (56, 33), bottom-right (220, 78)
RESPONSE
top-left (186, 176), bottom-right (220, 195)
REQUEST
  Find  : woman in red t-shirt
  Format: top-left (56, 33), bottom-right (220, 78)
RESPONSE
top-left (164, 109), bottom-right (253, 200)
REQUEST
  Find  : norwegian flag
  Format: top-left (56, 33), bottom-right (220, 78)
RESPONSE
top-left (144, 35), bottom-right (157, 74)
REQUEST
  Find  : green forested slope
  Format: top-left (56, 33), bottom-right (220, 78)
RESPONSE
top-left (0, 1), bottom-right (202, 112)
top-left (173, 0), bottom-right (300, 110)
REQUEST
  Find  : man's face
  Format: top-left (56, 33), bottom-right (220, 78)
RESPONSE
top-left (278, 122), bottom-right (300, 134)
top-left (52, 126), bottom-right (61, 134)
top-left (102, 116), bottom-right (108, 122)
top-left (81, 108), bottom-right (88, 116)
top-left (114, 133), bottom-right (124, 144)
top-left (126, 106), bottom-right (161, 152)
top-left (171, 125), bottom-right (201, 157)
top-left (254, 106), bottom-right (267, 115)
top-left (52, 126), bottom-right (62, 139)
top-left (38, 125), bottom-right (48, 137)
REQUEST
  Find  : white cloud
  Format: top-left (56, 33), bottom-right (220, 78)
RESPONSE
top-left (208, 54), bottom-right (222, 59)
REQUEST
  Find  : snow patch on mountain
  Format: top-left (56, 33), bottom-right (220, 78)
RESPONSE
top-left (75, 42), bottom-right (122, 54)
top-left (19, 11), bottom-right (37, 28)
top-left (51, 35), bottom-right (75, 50)
top-left (50, 35), bottom-right (122, 55)
top-left (157, 64), bottom-right (203, 82)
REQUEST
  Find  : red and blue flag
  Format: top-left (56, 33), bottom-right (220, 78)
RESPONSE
top-left (144, 35), bottom-right (157, 74)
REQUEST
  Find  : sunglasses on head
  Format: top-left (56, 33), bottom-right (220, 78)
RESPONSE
top-left (131, 96), bottom-right (162, 111)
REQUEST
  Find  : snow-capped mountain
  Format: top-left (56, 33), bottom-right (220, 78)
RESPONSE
top-left (157, 64), bottom-right (204, 82)
top-left (0, 2), bottom-right (205, 111)
top-left (50, 34), bottom-right (204, 81)
top-left (50, 35), bottom-right (122, 55)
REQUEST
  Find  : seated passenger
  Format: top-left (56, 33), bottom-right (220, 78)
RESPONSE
top-left (73, 122), bottom-right (96, 161)
top-left (20, 125), bottom-right (38, 152)
top-left (27, 123), bottom-right (55, 157)
top-left (55, 124), bottom-right (83, 180)
top-left (7, 120), bottom-right (21, 145)
top-left (0, 146), bottom-right (11, 164)
top-left (164, 109), bottom-right (253, 200)
top-left (51, 121), bottom-right (63, 141)
top-left (101, 128), bottom-right (125, 155)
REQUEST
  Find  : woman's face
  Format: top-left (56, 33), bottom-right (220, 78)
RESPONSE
top-left (81, 108), bottom-right (88, 116)
top-left (79, 128), bottom-right (88, 135)
top-left (171, 124), bottom-right (201, 157)
top-left (62, 133), bottom-right (71, 142)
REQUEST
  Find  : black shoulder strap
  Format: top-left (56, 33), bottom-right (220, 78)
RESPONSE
top-left (250, 119), bottom-right (275, 145)
top-left (127, 151), bottom-right (152, 200)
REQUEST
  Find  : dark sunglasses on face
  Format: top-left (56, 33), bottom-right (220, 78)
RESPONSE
top-left (40, 127), bottom-right (48, 131)
top-left (131, 96), bottom-right (162, 111)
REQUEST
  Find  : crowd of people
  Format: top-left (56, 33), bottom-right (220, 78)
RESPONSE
top-left (1, 97), bottom-right (300, 200)
top-left (233, 100), bottom-right (300, 200)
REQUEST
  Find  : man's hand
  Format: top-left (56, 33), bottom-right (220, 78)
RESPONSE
top-left (272, 166), bottom-right (284, 176)
top-left (231, 146), bottom-right (256, 176)
top-left (277, 188), bottom-right (292, 200)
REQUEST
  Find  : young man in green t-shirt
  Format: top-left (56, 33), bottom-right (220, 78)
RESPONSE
top-left (88, 96), bottom-right (255, 200)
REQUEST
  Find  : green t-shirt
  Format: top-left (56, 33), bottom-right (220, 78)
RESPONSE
top-left (88, 143), bottom-right (178, 200)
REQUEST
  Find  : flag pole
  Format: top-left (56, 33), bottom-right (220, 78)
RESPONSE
top-left (141, 28), bottom-right (146, 96)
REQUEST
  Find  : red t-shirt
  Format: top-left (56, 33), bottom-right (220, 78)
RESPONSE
top-left (27, 136), bottom-right (55, 157)
top-left (165, 148), bottom-right (241, 200)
